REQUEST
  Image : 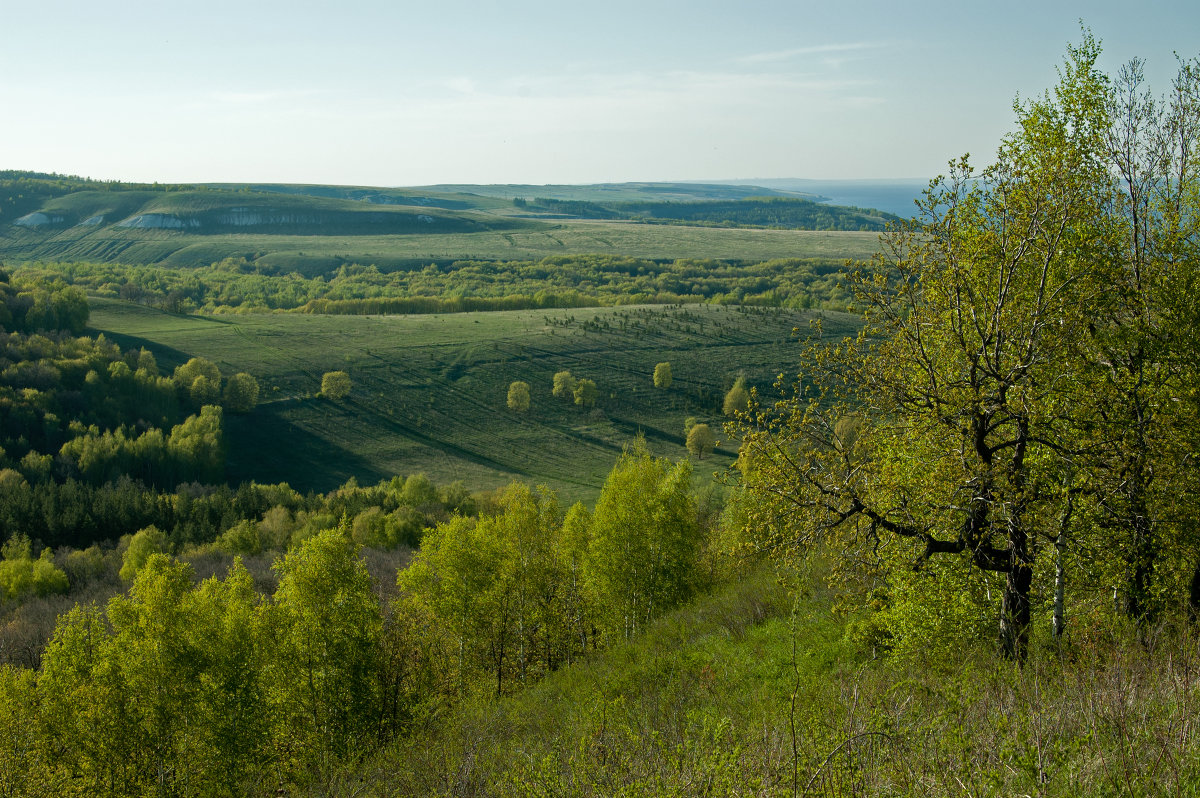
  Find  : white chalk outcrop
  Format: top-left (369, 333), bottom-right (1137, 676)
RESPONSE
top-left (13, 212), bottom-right (65, 227)
top-left (216, 208), bottom-right (321, 226)
top-left (116, 214), bottom-right (202, 229)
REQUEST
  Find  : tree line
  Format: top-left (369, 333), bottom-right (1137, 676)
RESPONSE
top-left (13, 253), bottom-right (861, 315)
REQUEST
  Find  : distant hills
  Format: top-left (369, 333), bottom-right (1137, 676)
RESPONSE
top-left (0, 171), bottom-right (905, 267)
top-left (698, 178), bottom-right (928, 218)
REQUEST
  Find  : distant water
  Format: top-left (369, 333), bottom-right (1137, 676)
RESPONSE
top-left (707, 178), bottom-right (929, 219)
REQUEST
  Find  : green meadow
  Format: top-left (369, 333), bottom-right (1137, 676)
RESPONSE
top-left (4, 220), bottom-right (882, 271)
top-left (87, 297), bottom-right (858, 501)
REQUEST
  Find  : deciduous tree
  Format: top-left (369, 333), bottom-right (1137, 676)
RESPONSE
top-left (653, 362), bottom-right (672, 389)
top-left (685, 423), bottom-right (716, 459)
top-left (507, 380), bottom-right (531, 412)
top-left (722, 376), bottom-right (749, 417)
top-left (222, 372), bottom-right (259, 413)
top-left (552, 370), bottom-right (576, 400)
top-left (320, 370), bottom-right (351, 400)
top-left (727, 35), bottom-right (1193, 660)
top-left (573, 378), bottom-right (598, 408)
top-left (586, 441), bottom-right (699, 640)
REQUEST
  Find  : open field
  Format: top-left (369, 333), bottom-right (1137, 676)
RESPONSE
top-left (87, 297), bottom-right (858, 501)
top-left (3, 219), bottom-right (882, 271)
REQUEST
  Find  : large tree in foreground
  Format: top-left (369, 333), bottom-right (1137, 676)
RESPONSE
top-left (731, 36), bottom-right (1200, 660)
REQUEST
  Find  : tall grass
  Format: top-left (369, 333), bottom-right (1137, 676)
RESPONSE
top-left (334, 566), bottom-right (1200, 797)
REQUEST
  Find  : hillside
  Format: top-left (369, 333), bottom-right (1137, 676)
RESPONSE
top-left (0, 174), bottom-right (888, 268)
top-left (412, 181), bottom-right (816, 202)
top-left (86, 297), bottom-right (857, 500)
top-left (363, 564), bottom-right (1200, 796)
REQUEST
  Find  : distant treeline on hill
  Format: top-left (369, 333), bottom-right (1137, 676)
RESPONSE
top-left (15, 254), bottom-right (862, 315)
top-left (518, 196), bottom-right (898, 231)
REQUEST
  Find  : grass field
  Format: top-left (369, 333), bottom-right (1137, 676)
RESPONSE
top-left (4, 219), bottom-right (882, 271)
top-left (87, 298), bottom-right (858, 501)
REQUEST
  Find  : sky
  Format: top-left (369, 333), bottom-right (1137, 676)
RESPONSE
top-left (2, 0), bottom-right (1198, 187)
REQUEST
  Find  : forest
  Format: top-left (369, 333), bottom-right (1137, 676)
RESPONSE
top-left (1, 35), bottom-right (1199, 797)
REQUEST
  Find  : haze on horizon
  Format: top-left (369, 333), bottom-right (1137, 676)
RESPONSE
top-left (3, 0), bottom-right (1197, 188)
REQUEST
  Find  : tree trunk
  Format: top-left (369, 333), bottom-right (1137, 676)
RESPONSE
top-left (1053, 492), bottom-right (1073, 639)
top-left (1053, 532), bottom-right (1066, 639)
top-left (999, 563), bottom-right (1033, 661)
top-left (1189, 559), bottom-right (1200, 623)
top-left (1122, 511), bottom-right (1156, 625)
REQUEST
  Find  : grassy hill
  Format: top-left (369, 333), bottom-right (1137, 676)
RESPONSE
top-left (363, 563), bottom-right (1200, 796)
top-left (2, 221), bottom-right (883, 273)
top-left (0, 174), bottom-right (887, 269)
top-left (412, 181), bottom-right (814, 203)
top-left (87, 297), bottom-right (857, 501)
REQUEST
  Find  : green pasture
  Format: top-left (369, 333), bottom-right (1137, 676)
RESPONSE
top-left (4, 220), bottom-right (881, 271)
top-left (87, 298), bottom-right (857, 501)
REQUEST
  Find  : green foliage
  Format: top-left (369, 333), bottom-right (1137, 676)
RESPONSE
top-left (320, 370), bottom-right (351, 400)
top-left (0, 536), bottom-right (68, 602)
top-left (400, 472), bottom-right (439, 508)
top-left (33, 556), bottom-right (273, 794)
top-left (729, 36), bottom-right (1200, 660)
top-left (653, 361), bottom-right (672, 389)
top-left (173, 356), bottom-right (222, 401)
top-left (57, 405), bottom-right (225, 487)
top-left (685, 422), bottom-right (716, 459)
top-left (551, 369), bottom-right (576, 400)
top-left (13, 250), bottom-right (871, 317)
top-left (0, 271), bottom-right (89, 335)
top-left (215, 518), bottom-right (263, 556)
top-left (506, 379), bottom-right (531, 412)
top-left (222, 371), bottom-right (259, 413)
top-left (587, 441), bottom-right (701, 640)
top-left (722, 375), bottom-right (750, 416)
top-left (119, 525), bottom-right (167, 581)
top-left (399, 484), bottom-right (568, 695)
top-left (269, 525), bottom-right (383, 765)
top-left (572, 377), bottom-right (598, 407)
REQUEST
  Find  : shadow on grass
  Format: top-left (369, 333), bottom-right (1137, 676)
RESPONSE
top-left (224, 408), bottom-right (393, 493)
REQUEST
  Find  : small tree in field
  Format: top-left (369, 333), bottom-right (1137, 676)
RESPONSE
top-left (723, 376), bottom-right (750, 416)
top-left (573, 378), bottom-right (598, 408)
top-left (653, 362), bottom-right (672, 389)
top-left (174, 357), bottom-right (221, 400)
top-left (552, 370), bottom-right (577, 400)
top-left (507, 381), bottom-right (531, 412)
top-left (223, 372), bottom-right (260, 413)
top-left (685, 423), bottom-right (716, 459)
top-left (320, 371), bottom-right (351, 401)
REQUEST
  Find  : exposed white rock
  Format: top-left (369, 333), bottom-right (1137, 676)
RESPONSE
top-left (216, 208), bottom-right (320, 226)
top-left (79, 215), bottom-right (105, 226)
top-left (13, 212), bottom-right (65, 227)
top-left (116, 214), bottom-right (201, 229)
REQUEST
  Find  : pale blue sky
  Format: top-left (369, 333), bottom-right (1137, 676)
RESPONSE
top-left (2, 0), bottom-right (1197, 186)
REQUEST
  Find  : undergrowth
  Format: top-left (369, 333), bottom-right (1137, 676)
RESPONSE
top-left (330, 565), bottom-right (1200, 797)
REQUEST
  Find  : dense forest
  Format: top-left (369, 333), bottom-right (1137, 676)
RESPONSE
top-left (1, 36), bottom-right (1199, 797)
